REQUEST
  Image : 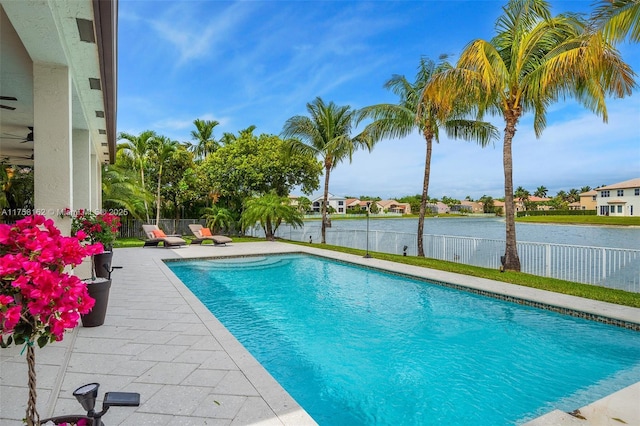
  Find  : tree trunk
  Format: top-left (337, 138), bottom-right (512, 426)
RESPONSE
top-left (502, 115), bottom-right (521, 271)
top-left (321, 164), bottom-right (331, 244)
top-left (417, 131), bottom-right (434, 257)
top-left (155, 165), bottom-right (163, 224)
top-left (25, 343), bottom-right (39, 426)
top-left (140, 166), bottom-right (150, 223)
top-left (265, 218), bottom-right (275, 241)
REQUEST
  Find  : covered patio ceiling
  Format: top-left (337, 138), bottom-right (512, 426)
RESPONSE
top-left (0, 0), bottom-right (117, 166)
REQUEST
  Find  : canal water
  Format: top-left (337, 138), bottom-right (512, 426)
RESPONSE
top-left (296, 217), bottom-right (640, 250)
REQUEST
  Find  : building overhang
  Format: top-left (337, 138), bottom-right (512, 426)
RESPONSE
top-left (0, 0), bottom-right (117, 165)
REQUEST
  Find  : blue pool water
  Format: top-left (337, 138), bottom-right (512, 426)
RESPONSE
top-left (168, 254), bottom-right (640, 425)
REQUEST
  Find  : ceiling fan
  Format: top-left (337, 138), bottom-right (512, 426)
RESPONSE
top-left (0, 127), bottom-right (34, 143)
top-left (0, 96), bottom-right (17, 110)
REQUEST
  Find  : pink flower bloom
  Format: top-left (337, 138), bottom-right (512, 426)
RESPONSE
top-left (0, 214), bottom-right (96, 342)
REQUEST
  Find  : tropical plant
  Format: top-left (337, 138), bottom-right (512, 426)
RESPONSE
top-left (534, 186), bottom-right (548, 198)
top-left (71, 210), bottom-right (122, 251)
top-left (201, 205), bottom-right (235, 234)
top-left (592, 0), bottom-right (640, 44)
top-left (159, 146), bottom-right (202, 221)
top-left (296, 196), bottom-right (312, 214)
top-left (151, 136), bottom-right (179, 223)
top-left (580, 186), bottom-right (593, 193)
top-left (189, 119), bottom-right (220, 160)
top-left (427, 0), bottom-right (636, 271)
top-left (568, 188), bottom-right (581, 203)
top-left (117, 130), bottom-right (157, 222)
top-left (441, 196), bottom-right (461, 208)
top-left (479, 195), bottom-right (496, 213)
top-left (0, 215), bottom-right (101, 425)
top-left (240, 193), bottom-right (303, 241)
top-left (358, 57), bottom-right (498, 257)
top-left (282, 97), bottom-right (374, 243)
top-left (201, 131), bottom-right (321, 215)
top-left (101, 164), bottom-right (149, 220)
top-left (514, 186), bottom-right (530, 202)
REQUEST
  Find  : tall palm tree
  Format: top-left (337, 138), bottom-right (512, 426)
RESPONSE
top-left (282, 97), bottom-right (374, 243)
top-left (357, 57), bottom-right (498, 257)
top-left (427, 0), bottom-right (635, 271)
top-left (151, 136), bottom-right (179, 223)
top-left (534, 186), bottom-right (548, 198)
top-left (240, 193), bottom-right (303, 241)
top-left (592, 0), bottom-right (640, 44)
top-left (117, 130), bottom-right (157, 222)
top-left (190, 119), bottom-right (219, 160)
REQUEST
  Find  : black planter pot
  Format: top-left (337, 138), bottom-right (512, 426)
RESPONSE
top-left (81, 278), bottom-right (111, 327)
top-left (94, 251), bottom-right (114, 278)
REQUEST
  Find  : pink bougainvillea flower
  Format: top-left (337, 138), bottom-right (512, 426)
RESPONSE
top-left (0, 215), bottom-right (97, 342)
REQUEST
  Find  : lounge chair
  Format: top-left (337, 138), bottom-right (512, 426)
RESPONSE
top-left (141, 224), bottom-right (187, 248)
top-left (188, 224), bottom-right (232, 246)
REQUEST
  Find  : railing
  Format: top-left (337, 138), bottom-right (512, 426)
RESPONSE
top-left (251, 224), bottom-right (640, 293)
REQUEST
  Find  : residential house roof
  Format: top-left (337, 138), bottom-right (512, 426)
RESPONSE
top-left (598, 178), bottom-right (640, 190)
top-left (526, 196), bottom-right (551, 202)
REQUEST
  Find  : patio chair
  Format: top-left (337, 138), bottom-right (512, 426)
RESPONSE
top-left (141, 224), bottom-right (187, 248)
top-left (188, 224), bottom-right (232, 246)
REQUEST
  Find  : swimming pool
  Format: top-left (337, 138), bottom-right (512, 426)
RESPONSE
top-left (168, 254), bottom-right (640, 425)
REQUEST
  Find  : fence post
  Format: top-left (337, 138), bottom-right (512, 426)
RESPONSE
top-left (602, 247), bottom-right (607, 281)
top-left (545, 244), bottom-right (551, 277)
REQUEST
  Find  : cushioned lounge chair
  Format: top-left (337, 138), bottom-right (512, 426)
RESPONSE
top-left (141, 224), bottom-right (187, 248)
top-left (188, 224), bottom-right (232, 246)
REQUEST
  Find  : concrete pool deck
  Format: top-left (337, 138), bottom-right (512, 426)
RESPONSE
top-left (0, 242), bottom-right (638, 425)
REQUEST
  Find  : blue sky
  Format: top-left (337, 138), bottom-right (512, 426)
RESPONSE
top-left (117, 0), bottom-right (640, 200)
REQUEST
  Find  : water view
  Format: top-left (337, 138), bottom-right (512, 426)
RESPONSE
top-left (292, 217), bottom-right (640, 249)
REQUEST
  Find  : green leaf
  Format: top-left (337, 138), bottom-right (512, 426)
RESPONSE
top-left (37, 335), bottom-right (49, 348)
top-left (0, 335), bottom-right (13, 348)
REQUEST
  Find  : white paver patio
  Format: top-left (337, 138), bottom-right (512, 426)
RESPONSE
top-left (1, 241), bottom-right (638, 425)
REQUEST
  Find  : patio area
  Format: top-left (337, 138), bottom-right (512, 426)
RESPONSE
top-left (1, 242), bottom-right (638, 425)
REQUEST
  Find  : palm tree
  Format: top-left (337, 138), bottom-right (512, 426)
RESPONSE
top-left (427, 0), bottom-right (635, 271)
top-left (580, 185), bottom-right (592, 193)
top-left (358, 57), bottom-right (498, 257)
top-left (201, 205), bottom-right (235, 234)
top-left (534, 186), bottom-right (548, 198)
top-left (592, 0), bottom-right (640, 44)
top-left (101, 164), bottom-right (149, 220)
top-left (190, 119), bottom-right (219, 160)
top-left (282, 97), bottom-right (374, 243)
top-left (240, 193), bottom-right (303, 241)
top-left (296, 196), bottom-right (312, 214)
top-left (568, 188), bottom-right (581, 203)
top-left (151, 136), bottom-right (179, 223)
top-left (117, 130), bottom-right (157, 222)
top-left (514, 186), bottom-right (530, 202)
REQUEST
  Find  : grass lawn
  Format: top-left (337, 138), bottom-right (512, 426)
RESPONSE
top-left (114, 236), bottom-right (640, 308)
